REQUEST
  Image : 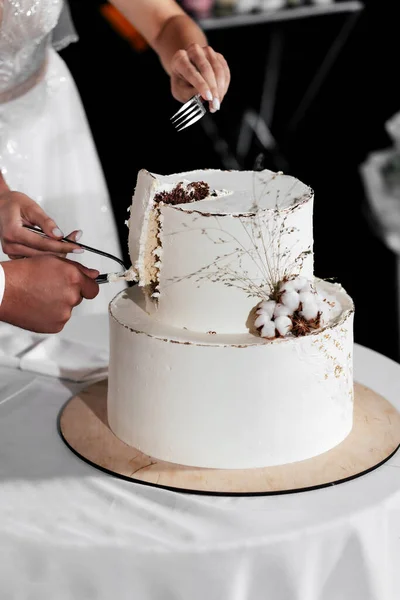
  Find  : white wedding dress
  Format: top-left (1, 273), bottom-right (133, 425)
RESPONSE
top-left (0, 0), bottom-right (125, 315)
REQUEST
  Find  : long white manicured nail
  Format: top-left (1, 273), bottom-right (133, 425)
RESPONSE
top-left (52, 227), bottom-right (64, 237)
top-left (72, 248), bottom-right (84, 254)
top-left (212, 97), bottom-right (220, 111)
top-left (75, 230), bottom-right (83, 241)
top-left (205, 90), bottom-right (212, 101)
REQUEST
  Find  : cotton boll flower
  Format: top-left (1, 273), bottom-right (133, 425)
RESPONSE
top-left (300, 280), bottom-right (315, 295)
top-left (300, 301), bottom-right (319, 321)
top-left (280, 280), bottom-right (297, 293)
top-left (254, 313), bottom-right (271, 329)
top-left (293, 276), bottom-right (308, 291)
top-left (258, 300), bottom-right (276, 319)
top-left (281, 290), bottom-right (300, 312)
top-left (298, 291), bottom-right (315, 306)
top-left (275, 315), bottom-right (292, 336)
top-left (274, 303), bottom-right (292, 318)
top-left (260, 321), bottom-right (276, 339)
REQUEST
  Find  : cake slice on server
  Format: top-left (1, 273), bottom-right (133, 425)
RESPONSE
top-left (108, 168), bottom-right (354, 469)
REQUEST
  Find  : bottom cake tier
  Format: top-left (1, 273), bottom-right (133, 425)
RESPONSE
top-left (108, 281), bottom-right (354, 469)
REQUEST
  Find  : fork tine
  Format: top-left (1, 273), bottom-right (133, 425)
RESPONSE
top-left (176, 108), bottom-right (205, 132)
top-left (170, 96), bottom-right (197, 120)
top-left (172, 103), bottom-right (200, 126)
top-left (170, 94), bottom-right (206, 131)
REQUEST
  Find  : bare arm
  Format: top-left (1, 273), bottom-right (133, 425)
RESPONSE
top-left (109, 0), bottom-right (230, 108)
top-left (109, 0), bottom-right (206, 74)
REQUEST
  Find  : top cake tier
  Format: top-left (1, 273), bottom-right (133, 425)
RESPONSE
top-left (128, 168), bottom-right (314, 334)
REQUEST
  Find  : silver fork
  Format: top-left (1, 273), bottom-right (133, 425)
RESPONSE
top-left (171, 94), bottom-right (207, 132)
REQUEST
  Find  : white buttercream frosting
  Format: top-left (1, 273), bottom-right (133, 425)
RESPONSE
top-left (128, 169), bottom-right (314, 333)
top-left (108, 279), bottom-right (354, 469)
top-left (106, 167), bottom-right (355, 470)
top-left (107, 266), bottom-right (137, 283)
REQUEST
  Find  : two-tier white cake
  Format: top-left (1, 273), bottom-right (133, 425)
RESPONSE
top-left (107, 169), bottom-right (354, 469)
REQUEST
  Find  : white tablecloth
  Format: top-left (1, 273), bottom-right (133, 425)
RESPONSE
top-left (0, 316), bottom-right (400, 600)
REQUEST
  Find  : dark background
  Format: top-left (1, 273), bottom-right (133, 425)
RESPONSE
top-left (60, 0), bottom-right (400, 361)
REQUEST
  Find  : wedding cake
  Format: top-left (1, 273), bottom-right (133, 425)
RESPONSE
top-left (107, 169), bottom-right (354, 469)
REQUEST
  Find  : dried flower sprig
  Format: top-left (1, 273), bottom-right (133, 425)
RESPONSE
top-left (165, 171), bottom-right (312, 304)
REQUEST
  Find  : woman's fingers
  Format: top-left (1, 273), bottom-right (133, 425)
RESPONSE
top-left (186, 44), bottom-right (219, 106)
top-left (203, 47), bottom-right (230, 105)
top-left (68, 229), bottom-right (83, 242)
top-left (0, 188), bottom-right (84, 258)
top-left (171, 44), bottom-right (231, 111)
top-left (3, 227), bottom-right (84, 258)
top-left (3, 227), bottom-right (80, 256)
top-left (0, 171), bottom-right (10, 196)
top-left (21, 194), bottom-right (65, 239)
top-left (172, 46), bottom-right (215, 104)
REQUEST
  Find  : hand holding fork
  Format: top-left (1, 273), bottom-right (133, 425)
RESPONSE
top-left (169, 42), bottom-right (231, 131)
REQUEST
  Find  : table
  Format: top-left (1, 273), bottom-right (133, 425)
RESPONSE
top-left (0, 315), bottom-right (399, 599)
top-left (198, 1), bottom-right (364, 170)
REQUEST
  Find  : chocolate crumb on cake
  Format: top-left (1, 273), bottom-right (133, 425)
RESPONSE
top-left (154, 181), bottom-right (212, 205)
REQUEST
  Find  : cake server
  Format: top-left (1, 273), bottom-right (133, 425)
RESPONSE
top-left (22, 225), bottom-right (131, 284)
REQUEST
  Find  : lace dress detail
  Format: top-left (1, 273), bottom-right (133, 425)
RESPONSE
top-left (0, 0), bottom-right (65, 96)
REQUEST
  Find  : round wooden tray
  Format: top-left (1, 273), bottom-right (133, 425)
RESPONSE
top-left (58, 380), bottom-right (400, 496)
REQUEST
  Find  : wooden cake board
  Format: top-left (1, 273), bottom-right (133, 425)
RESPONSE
top-left (58, 381), bottom-right (400, 496)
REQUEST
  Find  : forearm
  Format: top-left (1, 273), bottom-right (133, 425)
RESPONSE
top-left (0, 263), bottom-right (4, 307)
top-left (109, 0), bottom-right (208, 74)
top-left (0, 261), bottom-right (15, 325)
top-left (0, 261), bottom-right (19, 325)
top-left (152, 15), bottom-right (208, 75)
